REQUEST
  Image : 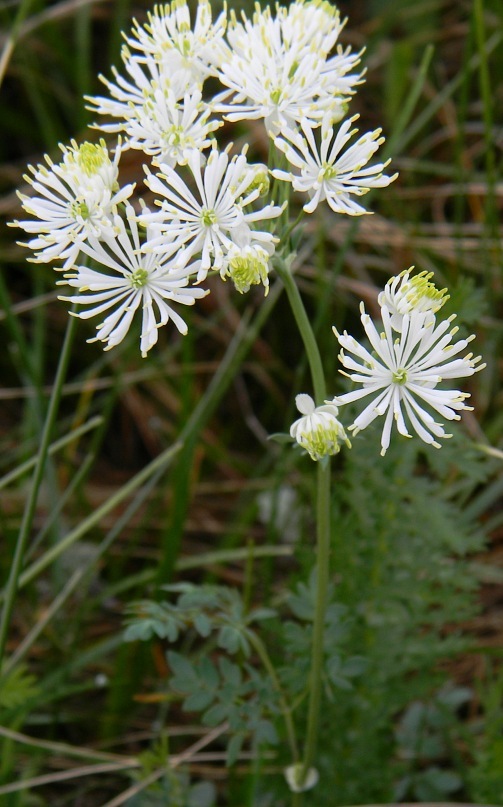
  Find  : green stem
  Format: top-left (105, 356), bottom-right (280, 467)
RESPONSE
top-left (0, 311), bottom-right (77, 669)
top-left (274, 257), bottom-right (326, 403)
top-left (275, 255), bottom-right (332, 794)
top-left (247, 631), bottom-right (299, 762)
top-left (302, 460), bottom-right (331, 773)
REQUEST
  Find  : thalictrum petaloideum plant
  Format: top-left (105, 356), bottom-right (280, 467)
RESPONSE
top-left (3, 0), bottom-right (487, 802)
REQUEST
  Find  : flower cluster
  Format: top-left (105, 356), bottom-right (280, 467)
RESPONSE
top-left (12, 0), bottom-right (399, 356)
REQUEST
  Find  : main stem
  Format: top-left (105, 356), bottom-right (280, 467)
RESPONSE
top-left (275, 259), bottom-right (331, 789)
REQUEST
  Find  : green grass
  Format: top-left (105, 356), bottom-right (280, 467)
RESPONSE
top-left (0, 0), bottom-right (502, 804)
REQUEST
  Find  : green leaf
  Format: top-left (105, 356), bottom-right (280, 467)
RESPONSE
top-left (203, 702), bottom-right (229, 726)
top-left (267, 432), bottom-right (293, 445)
top-left (226, 731), bottom-right (245, 766)
top-left (199, 656), bottom-right (219, 689)
top-left (217, 625), bottom-right (250, 655)
top-left (168, 651), bottom-right (197, 683)
top-left (219, 656), bottom-right (242, 688)
top-left (194, 612), bottom-right (212, 638)
top-left (183, 690), bottom-right (215, 712)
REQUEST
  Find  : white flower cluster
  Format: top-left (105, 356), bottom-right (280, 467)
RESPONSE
top-left (330, 270), bottom-right (485, 455)
top-left (12, 0), bottom-right (399, 356)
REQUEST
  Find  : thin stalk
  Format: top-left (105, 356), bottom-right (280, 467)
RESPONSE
top-left (302, 460), bottom-right (331, 773)
top-left (274, 258), bottom-right (326, 402)
top-left (275, 255), bottom-right (332, 792)
top-left (0, 415), bottom-right (102, 491)
top-left (0, 312), bottom-right (77, 669)
top-left (247, 631), bottom-right (299, 762)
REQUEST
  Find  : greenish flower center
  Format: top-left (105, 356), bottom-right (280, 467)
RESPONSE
top-left (201, 208), bottom-right (218, 227)
top-left (70, 200), bottom-right (90, 220)
top-left (392, 368), bottom-right (408, 385)
top-left (270, 88), bottom-right (282, 105)
top-left (246, 170), bottom-right (270, 197)
top-left (130, 268), bottom-right (149, 289)
top-left (76, 143), bottom-right (107, 176)
top-left (164, 125), bottom-right (185, 147)
top-left (321, 162), bottom-right (337, 180)
top-left (300, 423), bottom-right (344, 461)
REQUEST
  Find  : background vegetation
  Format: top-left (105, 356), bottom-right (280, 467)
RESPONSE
top-left (0, 0), bottom-right (502, 804)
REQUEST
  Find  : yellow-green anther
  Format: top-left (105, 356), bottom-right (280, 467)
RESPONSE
top-left (228, 254), bottom-right (269, 295)
top-left (406, 271), bottom-right (449, 311)
top-left (247, 170), bottom-right (270, 196)
top-left (76, 143), bottom-right (107, 176)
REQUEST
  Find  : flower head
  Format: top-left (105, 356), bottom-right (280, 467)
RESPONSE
top-left (11, 140), bottom-right (133, 268)
top-left (59, 205), bottom-right (207, 356)
top-left (377, 267), bottom-right (449, 331)
top-left (333, 300), bottom-right (485, 455)
top-left (124, 85), bottom-right (221, 167)
top-left (272, 115), bottom-right (397, 215)
top-left (290, 394), bottom-right (350, 461)
top-left (142, 146), bottom-right (282, 281)
top-left (215, 1), bottom-right (362, 133)
top-left (220, 243), bottom-right (272, 295)
top-left (125, 0), bottom-right (227, 82)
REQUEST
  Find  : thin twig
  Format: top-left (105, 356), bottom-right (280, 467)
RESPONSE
top-left (100, 723), bottom-right (229, 807)
top-left (0, 725), bottom-right (136, 764)
top-left (0, 762), bottom-right (140, 796)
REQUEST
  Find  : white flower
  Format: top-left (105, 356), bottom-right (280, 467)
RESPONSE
top-left (142, 147), bottom-right (283, 281)
top-left (59, 205), bottom-right (207, 356)
top-left (87, 51), bottom-right (189, 133)
top-left (284, 762), bottom-right (319, 793)
top-left (273, 0), bottom-right (344, 54)
top-left (125, 85), bottom-right (221, 167)
top-left (11, 140), bottom-right (133, 268)
top-left (333, 303), bottom-right (485, 455)
top-left (290, 394), bottom-right (350, 461)
top-left (220, 243), bottom-right (272, 296)
top-left (125, 0), bottom-right (227, 82)
top-left (377, 267), bottom-right (449, 331)
top-left (272, 115), bottom-right (397, 215)
top-left (215, 1), bottom-right (362, 132)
